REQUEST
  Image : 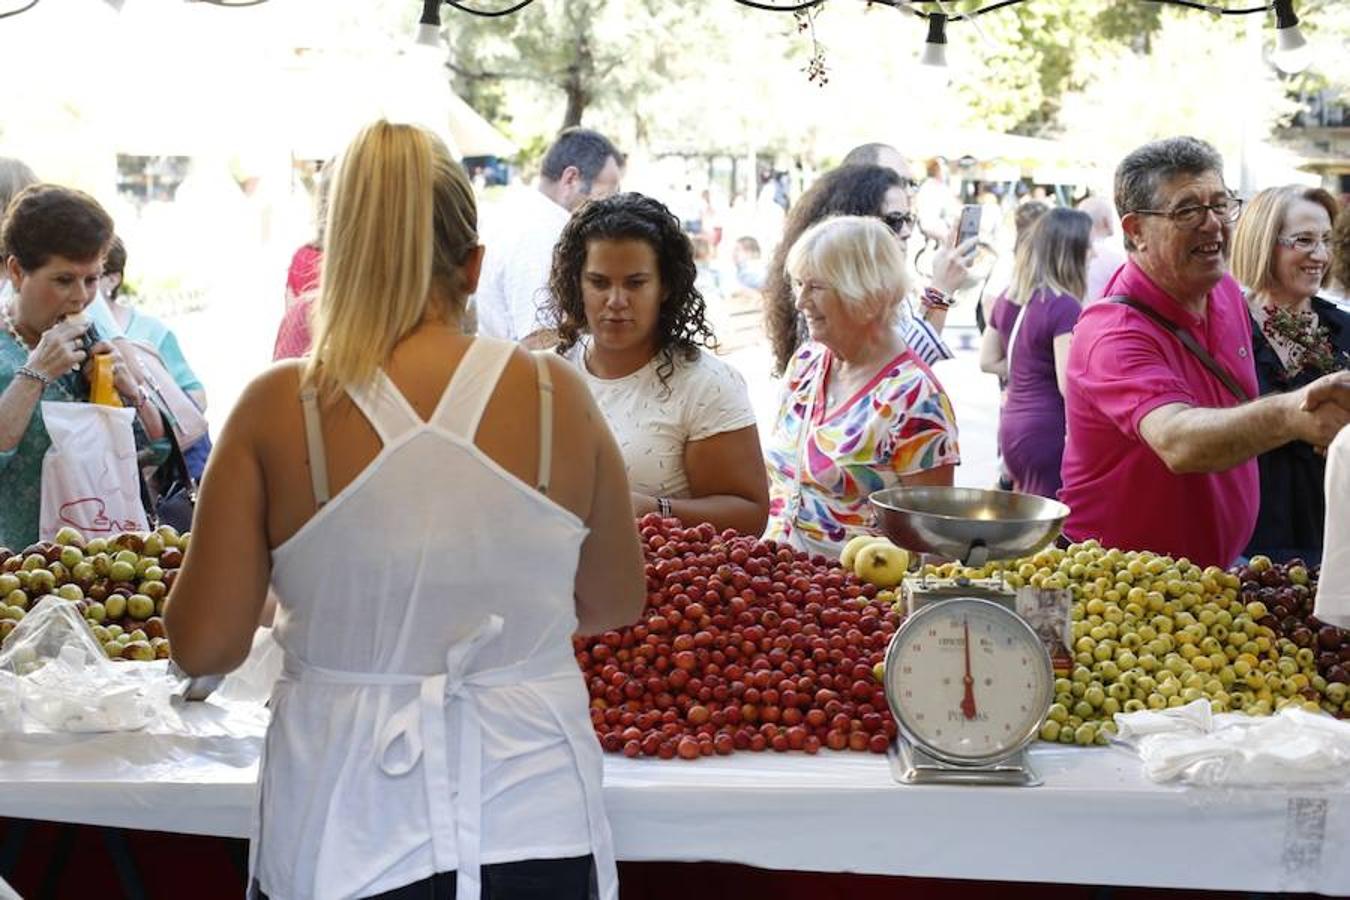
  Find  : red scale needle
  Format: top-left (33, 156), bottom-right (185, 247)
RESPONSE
top-left (961, 618), bottom-right (978, 720)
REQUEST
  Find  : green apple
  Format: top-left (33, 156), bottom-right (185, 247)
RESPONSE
top-left (27, 569), bottom-right (54, 594)
top-left (141, 533), bottom-right (165, 558)
top-left (127, 628), bottom-right (148, 643)
top-left (56, 584), bottom-right (83, 602)
top-left (58, 546), bottom-right (83, 569)
top-left (21, 554), bottom-right (45, 572)
top-left (0, 574), bottom-right (18, 595)
top-left (103, 641), bottom-right (123, 660)
top-left (113, 550), bottom-right (139, 568)
top-left (103, 594), bottom-right (127, 620)
top-left (104, 624), bottom-right (124, 639)
top-left (53, 526), bottom-right (85, 548)
top-left (84, 601), bottom-right (107, 623)
top-left (141, 565), bottom-right (164, 584)
top-left (84, 537), bottom-right (108, 556)
top-left (126, 594), bottom-right (154, 620)
top-left (122, 640), bottom-right (155, 662)
top-left (108, 561), bottom-right (136, 583)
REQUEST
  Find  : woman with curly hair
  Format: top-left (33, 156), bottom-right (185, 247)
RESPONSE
top-left (764, 164), bottom-right (973, 377)
top-left (550, 192), bottom-right (768, 535)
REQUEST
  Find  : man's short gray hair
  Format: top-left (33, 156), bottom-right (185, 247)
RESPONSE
top-left (1114, 136), bottom-right (1224, 251)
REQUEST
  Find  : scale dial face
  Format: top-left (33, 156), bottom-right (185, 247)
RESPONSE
top-left (884, 597), bottom-right (1053, 765)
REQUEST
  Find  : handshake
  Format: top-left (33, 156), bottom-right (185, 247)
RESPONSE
top-left (1295, 371), bottom-right (1350, 453)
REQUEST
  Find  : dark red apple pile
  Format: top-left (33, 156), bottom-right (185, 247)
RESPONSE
top-left (575, 515), bottom-right (901, 760)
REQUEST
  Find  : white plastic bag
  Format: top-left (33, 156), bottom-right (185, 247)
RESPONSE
top-left (1314, 428), bottom-right (1350, 629)
top-left (0, 596), bottom-right (169, 733)
top-left (37, 401), bottom-right (148, 541)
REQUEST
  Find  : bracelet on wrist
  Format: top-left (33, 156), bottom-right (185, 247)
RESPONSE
top-left (15, 365), bottom-right (51, 386)
top-left (921, 287), bottom-right (953, 311)
top-left (657, 496), bottom-right (673, 518)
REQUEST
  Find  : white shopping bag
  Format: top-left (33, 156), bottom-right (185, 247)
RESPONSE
top-left (37, 401), bottom-right (148, 541)
top-left (1315, 428), bottom-right (1350, 628)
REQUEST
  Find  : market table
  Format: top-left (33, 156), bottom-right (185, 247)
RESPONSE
top-left (2, 703), bottom-right (1347, 896)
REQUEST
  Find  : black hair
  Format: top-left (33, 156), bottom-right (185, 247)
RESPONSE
top-left (549, 192), bottom-right (714, 391)
top-left (540, 128), bottom-right (623, 193)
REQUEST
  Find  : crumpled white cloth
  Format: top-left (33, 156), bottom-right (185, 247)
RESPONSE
top-left (1113, 700), bottom-right (1350, 786)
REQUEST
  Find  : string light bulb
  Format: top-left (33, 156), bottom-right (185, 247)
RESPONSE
top-left (919, 12), bottom-right (948, 69)
top-left (415, 0), bottom-right (444, 49)
top-left (1270, 0), bottom-right (1312, 75)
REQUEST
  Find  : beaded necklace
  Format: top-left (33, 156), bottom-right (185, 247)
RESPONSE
top-left (1, 300), bottom-right (77, 401)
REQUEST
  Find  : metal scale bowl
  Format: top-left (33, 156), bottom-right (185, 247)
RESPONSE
top-left (869, 487), bottom-right (1069, 787)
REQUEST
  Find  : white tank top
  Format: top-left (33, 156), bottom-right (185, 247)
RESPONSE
top-left (251, 338), bottom-right (616, 900)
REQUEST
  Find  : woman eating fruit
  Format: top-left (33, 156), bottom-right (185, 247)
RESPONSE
top-left (549, 192), bottom-right (769, 536)
top-left (165, 120), bottom-right (644, 900)
top-left (1230, 185), bottom-right (1349, 564)
top-left (0, 185), bottom-right (167, 548)
top-left (763, 215), bottom-right (960, 558)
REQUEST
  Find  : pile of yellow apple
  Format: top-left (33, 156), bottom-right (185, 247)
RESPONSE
top-left (839, 535), bottom-right (910, 590)
top-left (0, 526), bottom-right (188, 663)
top-left (940, 541), bottom-right (1342, 746)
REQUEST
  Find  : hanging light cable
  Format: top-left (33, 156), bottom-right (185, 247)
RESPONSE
top-left (918, 11), bottom-right (947, 68)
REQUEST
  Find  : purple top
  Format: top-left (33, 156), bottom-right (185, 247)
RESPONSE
top-left (992, 289), bottom-right (1082, 498)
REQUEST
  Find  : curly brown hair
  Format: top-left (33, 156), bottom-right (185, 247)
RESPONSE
top-left (549, 192), bottom-right (715, 390)
top-left (1333, 205), bottom-right (1350, 298)
top-left (764, 165), bottom-right (906, 376)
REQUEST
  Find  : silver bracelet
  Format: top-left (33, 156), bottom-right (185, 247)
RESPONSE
top-left (657, 497), bottom-right (673, 518)
top-left (15, 365), bottom-right (51, 387)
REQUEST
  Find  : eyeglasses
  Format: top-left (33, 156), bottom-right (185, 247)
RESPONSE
top-left (1130, 195), bottom-right (1242, 230)
top-left (880, 211), bottom-right (916, 236)
top-left (1276, 234), bottom-right (1332, 253)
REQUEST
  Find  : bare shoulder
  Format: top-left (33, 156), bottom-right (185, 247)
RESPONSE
top-left (224, 360), bottom-right (306, 433)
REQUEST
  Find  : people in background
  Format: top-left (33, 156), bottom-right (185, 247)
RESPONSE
top-left (0, 157), bottom-right (38, 297)
top-left (982, 208), bottom-right (1092, 499)
top-left (732, 235), bottom-right (767, 291)
top-left (764, 216), bottom-right (959, 557)
top-left (763, 165), bottom-right (970, 376)
top-left (550, 192), bottom-right (768, 536)
top-left (100, 236), bottom-right (213, 481)
top-left (475, 127), bottom-right (623, 347)
top-left (272, 163), bottom-right (332, 360)
top-left (166, 120), bottom-right (643, 900)
top-left (1329, 205), bottom-right (1350, 304)
top-left (1078, 194), bottom-right (1128, 303)
top-left (1059, 136), bottom-right (1350, 567)
top-left (1230, 185), bottom-right (1349, 563)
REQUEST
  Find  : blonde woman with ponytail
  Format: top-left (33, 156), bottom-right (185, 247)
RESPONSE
top-left (166, 121), bottom-right (643, 900)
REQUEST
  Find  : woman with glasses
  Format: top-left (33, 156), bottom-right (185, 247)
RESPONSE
top-left (763, 216), bottom-right (959, 557)
top-left (1230, 185), bottom-right (1349, 563)
top-left (984, 208), bottom-right (1092, 499)
top-left (763, 165), bottom-right (970, 377)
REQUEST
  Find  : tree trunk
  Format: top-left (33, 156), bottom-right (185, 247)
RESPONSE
top-left (562, 76), bottom-right (588, 129)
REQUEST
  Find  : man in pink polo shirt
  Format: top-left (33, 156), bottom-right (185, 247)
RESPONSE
top-left (1060, 136), bottom-right (1350, 567)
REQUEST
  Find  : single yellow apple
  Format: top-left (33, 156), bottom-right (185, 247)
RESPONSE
top-left (853, 543), bottom-right (910, 588)
top-left (840, 534), bottom-right (889, 571)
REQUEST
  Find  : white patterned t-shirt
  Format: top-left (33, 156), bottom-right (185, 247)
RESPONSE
top-left (565, 340), bottom-right (758, 498)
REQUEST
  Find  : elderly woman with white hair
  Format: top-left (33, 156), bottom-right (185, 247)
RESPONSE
top-left (763, 215), bottom-right (960, 557)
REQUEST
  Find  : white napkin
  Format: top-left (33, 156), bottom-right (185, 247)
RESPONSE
top-left (1114, 701), bottom-right (1350, 786)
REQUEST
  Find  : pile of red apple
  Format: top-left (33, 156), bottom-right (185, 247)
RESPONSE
top-left (575, 515), bottom-right (901, 760)
top-left (1236, 557), bottom-right (1347, 686)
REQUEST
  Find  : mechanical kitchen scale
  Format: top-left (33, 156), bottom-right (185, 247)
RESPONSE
top-left (869, 487), bottom-right (1071, 787)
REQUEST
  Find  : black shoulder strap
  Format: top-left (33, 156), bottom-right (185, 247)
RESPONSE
top-left (1108, 295), bottom-right (1252, 404)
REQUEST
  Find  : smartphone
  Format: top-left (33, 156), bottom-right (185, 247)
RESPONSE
top-left (956, 204), bottom-right (983, 251)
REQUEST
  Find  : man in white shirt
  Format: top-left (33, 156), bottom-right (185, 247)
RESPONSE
top-left (1078, 194), bottom-right (1128, 303)
top-left (474, 128), bottom-right (623, 347)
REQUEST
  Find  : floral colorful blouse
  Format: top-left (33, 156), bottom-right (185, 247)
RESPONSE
top-left (764, 341), bottom-right (960, 557)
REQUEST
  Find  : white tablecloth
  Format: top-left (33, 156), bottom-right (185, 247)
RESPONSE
top-left (1, 707), bottom-right (1348, 895)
